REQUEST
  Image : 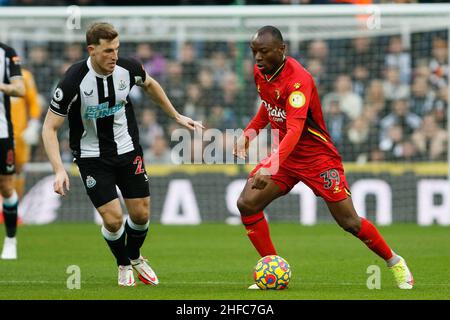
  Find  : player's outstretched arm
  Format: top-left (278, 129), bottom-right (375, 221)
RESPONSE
top-left (0, 77), bottom-right (25, 97)
top-left (42, 110), bottom-right (70, 196)
top-left (233, 104), bottom-right (269, 159)
top-left (140, 72), bottom-right (204, 131)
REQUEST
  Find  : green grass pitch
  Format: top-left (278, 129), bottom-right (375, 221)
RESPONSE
top-left (0, 223), bottom-right (449, 300)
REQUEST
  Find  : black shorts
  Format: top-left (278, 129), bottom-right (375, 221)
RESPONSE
top-left (75, 148), bottom-right (150, 208)
top-left (0, 138), bottom-right (15, 175)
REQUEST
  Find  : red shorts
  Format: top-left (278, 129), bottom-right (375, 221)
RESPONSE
top-left (249, 157), bottom-right (351, 202)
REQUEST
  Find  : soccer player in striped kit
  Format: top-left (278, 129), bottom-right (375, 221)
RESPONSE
top-left (0, 42), bottom-right (25, 260)
top-left (42, 23), bottom-right (202, 286)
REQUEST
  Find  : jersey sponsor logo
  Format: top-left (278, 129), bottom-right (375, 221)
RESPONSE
top-left (83, 89), bottom-right (93, 96)
top-left (262, 99), bottom-right (286, 122)
top-left (85, 175), bottom-right (96, 188)
top-left (118, 80), bottom-right (128, 91)
top-left (293, 82), bottom-right (301, 89)
top-left (288, 91), bottom-right (306, 109)
top-left (84, 101), bottom-right (125, 120)
top-left (53, 88), bottom-right (64, 102)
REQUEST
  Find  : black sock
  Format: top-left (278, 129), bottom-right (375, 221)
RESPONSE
top-left (3, 202), bottom-right (18, 238)
top-left (125, 218), bottom-right (148, 260)
top-left (102, 225), bottom-right (129, 266)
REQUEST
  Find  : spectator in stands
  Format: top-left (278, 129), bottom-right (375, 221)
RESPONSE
top-left (379, 98), bottom-right (422, 143)
top-left (219, 71), bottom-right (240, 128)
top-left (365, 79), bottom-right (388, 117)
top-left (348, 37), bottom-right (378, 79)
top-left (397, 140), bottom-right (422, 162)
top-left (135, 43), bottom-right (167, 82)
top-left (382, 67), bottom-right (410, 102)
top-left (197, 67), bottom-right (222, 111)
top-left (144, 135), bottom-right (172, 164)
top-left (429, 37), bottom-right (448, 90)
top-left (241, 58), bottom-right (260, 121)
top-left (323, 94), bottom-right (351, 157)
top-left (379, 124), bottom-right (407, 161)
top-left (352, 65), bottom-right (370, 98)
top-left (63, 43), bottom-right (84, 64)
top-left (307, 58), bottom-right (328, 98)
top-left (179, 42), bottom-right (200, 84)
top-left (410, 76), bottom-right (436, 116)
top-left (139, 109), bottom-right (164, 150)
top-left (385, 36), bottom-right (411, 85)
top-left (160, 60), bottom-right (185, 115)
top-left (27, 44), bottom-right (54, 100)
top-left (411, 114), bottom-right (448, 161)
top-left (347, 116), bottom-right (371, 163)
top-left (205, 104), bottom-right (235, 131)
top-left (183, 83), bottom-right (205, 122)
top-left (369, 148), bottom-right (386, 162)
top-left (323, 74), bottom-right (363, 120)
top-left (432, 86), bottom-right (448, 129)
top-left (210, 51), bottom-right (232, 86)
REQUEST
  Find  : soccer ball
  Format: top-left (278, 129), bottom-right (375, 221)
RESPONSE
top-left (253, 255), bottom-right (291, 290)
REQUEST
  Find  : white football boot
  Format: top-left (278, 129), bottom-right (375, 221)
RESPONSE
top-left (118, 265), bottom-right (136, 286)
top-left (1, 237), bottom-right (17, 260)
top-left (131, 256), bottom-right (159, 285)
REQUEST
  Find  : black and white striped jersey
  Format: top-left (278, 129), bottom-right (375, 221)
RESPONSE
top-left (0, 43), bottom-right (22, 139)
top-left (49, 57), bottom-right (147, 158)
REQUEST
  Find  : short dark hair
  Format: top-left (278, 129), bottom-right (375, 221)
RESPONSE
top-left (86, 22), bottom-right (118, 46)
top-left (257, 26), bottom-right (284, 43)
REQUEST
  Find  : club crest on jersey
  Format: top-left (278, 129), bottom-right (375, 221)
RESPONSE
top-left (288, 91), bottom-right (306, 109)
top-left (118, 80), bottom-right (128, 91)
top-left (53, 88), bottom-right (63, 102)
top-left (86, 175), bottom-right (96, 188)
top-left (275, 89), bottom-right (280, 100)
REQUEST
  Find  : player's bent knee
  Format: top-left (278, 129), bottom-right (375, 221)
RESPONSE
top-left (130, 213), bottom-right (149, 225)
top-left (237, 197), bottom-right (261, 216)
top-left (0, 175), bottom-right (14, 192)
top-left (102, 217), bottom-right (124, 233)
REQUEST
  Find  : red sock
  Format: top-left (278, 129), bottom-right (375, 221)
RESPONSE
top-left (357, 217), bottom-right (393, 260)
top-left (241, 212), bottom-right (277, 257)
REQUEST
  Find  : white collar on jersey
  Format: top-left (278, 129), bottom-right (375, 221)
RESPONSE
top-left (87, 57), bottom-right (113, 78)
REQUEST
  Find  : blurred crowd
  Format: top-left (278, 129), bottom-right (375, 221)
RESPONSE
top-left (17, 29), bottom-right (449, 164)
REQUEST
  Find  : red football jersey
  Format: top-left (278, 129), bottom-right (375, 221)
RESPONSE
top-left (249, 56), bottom-right (342, 167)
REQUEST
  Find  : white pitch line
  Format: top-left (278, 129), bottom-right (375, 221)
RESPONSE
top-left (1, 280), bottom-right (450, 287)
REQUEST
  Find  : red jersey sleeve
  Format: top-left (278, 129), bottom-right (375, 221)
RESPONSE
top-left (243, 103), bottom-right (269, 141)
top-left (284, 75), bottom-right (313, 120)
top-left (260, 117), bottom-right (305, 174)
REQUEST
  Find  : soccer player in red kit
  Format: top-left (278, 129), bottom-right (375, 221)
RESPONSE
top-left (234, 26), bottom-right (414, 290)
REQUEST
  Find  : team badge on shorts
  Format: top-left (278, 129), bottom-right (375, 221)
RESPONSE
top-left (86, 175), bottom-right (96, 188)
